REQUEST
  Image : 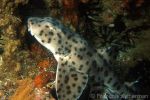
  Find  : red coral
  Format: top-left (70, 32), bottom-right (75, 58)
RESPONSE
top-left (37, 58), bottom-right (57, 72)
top-left (30, 42), bottom-right (48, 56)
top-left (34, 58), bottom-right (57, 88)
top-left (34, 72), bottom-right (55, 88)
top-left (38, 59), bottom-right (50, 71)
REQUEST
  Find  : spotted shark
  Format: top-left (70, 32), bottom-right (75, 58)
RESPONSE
top-left (27, 17), bottom-right (132, 100)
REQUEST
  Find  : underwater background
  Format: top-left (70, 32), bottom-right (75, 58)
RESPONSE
top-left (0, 0), bottom-right (150, 100)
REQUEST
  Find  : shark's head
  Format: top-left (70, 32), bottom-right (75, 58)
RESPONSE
top-left (28, 17), bottom-right (55, 40)
top-left (27, 17), bottom-right (64, 54)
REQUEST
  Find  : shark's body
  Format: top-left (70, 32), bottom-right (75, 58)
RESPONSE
top-left (28, 17), bottom-right (131, 100)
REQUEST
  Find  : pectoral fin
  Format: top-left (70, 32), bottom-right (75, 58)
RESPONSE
top-left (56, 68), bottom-right (88, 100)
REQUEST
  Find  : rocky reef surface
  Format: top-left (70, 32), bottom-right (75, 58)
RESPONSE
top-left (0, 0), bottom-right (149, 99)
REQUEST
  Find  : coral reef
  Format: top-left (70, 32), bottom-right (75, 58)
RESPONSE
top-left (0, 0), bottom-right (149, 99)
top-left (10, 78), bottom-right (34, 100)
top-left (10, 78), bottom-right (56, 100)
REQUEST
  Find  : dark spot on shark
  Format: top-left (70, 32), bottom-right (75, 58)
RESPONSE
top-left (49, 31), bottom-right (54, 35)
top-left (66, 85), bottom-right (70, 90)
top-left (74, 77), bottom-right (78, 81)
top-left (67, 35), bottom-right (72, 39)
top-left (73, 94), bottom-right (76, 98)
top-left (83, 76), bottom-right (87, 80)
top-left (66, 90), bottom-right (71, 94)
top-left (83, 47), bottom-right (86, 51)
top-left (58, 68), bottom-right (61, 71)
top-left (79, 65), bottom-right (83, 70)
top-left (45, 25), bottom-right (49, 28)
top-left (72, 38), bottom-right (78, 43)
top-left (79, 55), bottom-right (83, 60)
top-left (71, 74), bottom-right (78, 81)
top-left (59, 74), bottom-right (62, 78)
top-left (79, 48), bottom-right (83, 51)
top-left (78, 86), bottom-right (82, 93)
top-left (58, 48), bottom-right (61, 51)
top-left (71, 74), bottom-right (77, 77)
top-left (86, 61), bottom-right (89, 65)
top-left (57, 33), bottom-right (62, 38)
top-left (82, 81), bottom-right (86, 85)
top-left (64, 76), bottom-right (69, 83)
top-left (57, 80), bottom-right (60, 83)
top-left (60, 83), bottom-right (63, 87)
top-left (74, 47), bottom-right (77, 51)
top-left (39, 30), bottom-right (44, 36)
top-left (72, 83), bottom-right (76, 87)
top-left (60, 58), bottom-right (63, 61)
top-left (61, 63), bottom-right (64, 67)
top-left (72, 61), bottom-right (75, 65)
top-left (48, 38), bottom-right (51, 43)
top-left (57, 88), bottom-right (61, 93)
top-left (41, 40), bottom-right (45, 43)
top-left (64, 61), bottom-right (68, 65)
top-left (69, 45), bottom-right (72, 48)
top-left (58, 40), bottom-right (62, 44)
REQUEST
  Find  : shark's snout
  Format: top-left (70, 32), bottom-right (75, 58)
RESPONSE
top-left (27, 18), bottom-right (35, 36)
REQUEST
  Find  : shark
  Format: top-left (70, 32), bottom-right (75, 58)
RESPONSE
top-left (27, 17), bottom-right (132, 100)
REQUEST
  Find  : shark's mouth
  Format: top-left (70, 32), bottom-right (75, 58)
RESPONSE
top-left (28, 28), bottom-right (34, 36)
